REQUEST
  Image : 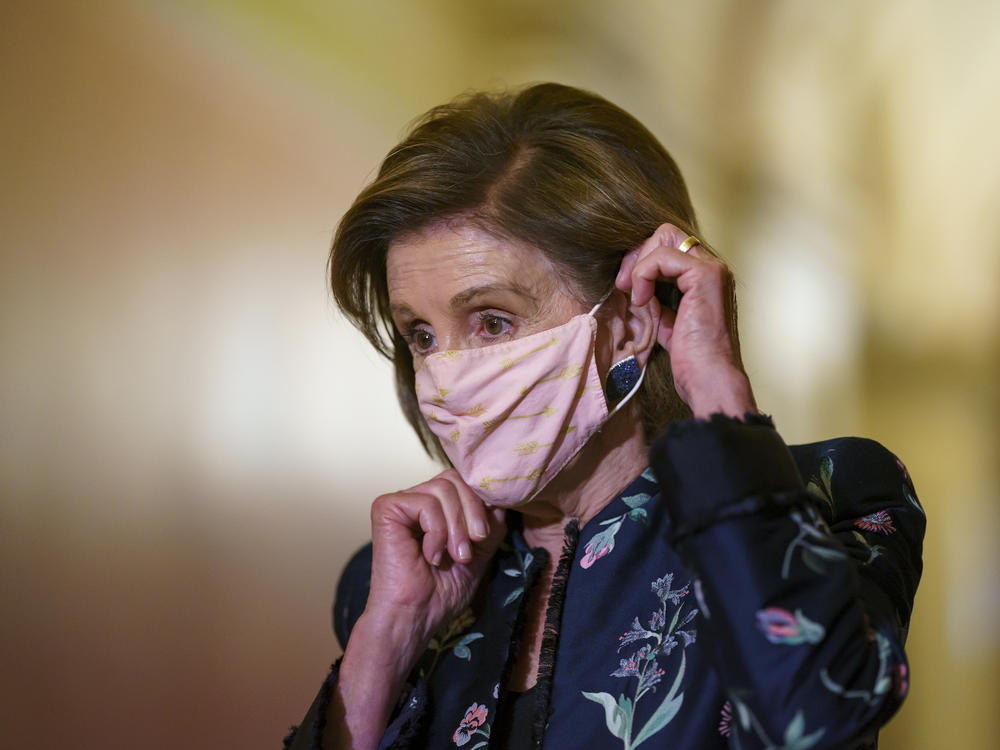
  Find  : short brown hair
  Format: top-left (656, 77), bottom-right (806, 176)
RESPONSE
top-left (331, 82), bottom-right (699, 461)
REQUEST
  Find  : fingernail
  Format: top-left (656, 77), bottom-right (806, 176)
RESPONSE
top-left (432, 551), bottom-right (442, 567)
top-left (472, 520), bottom-right (488, 540)
top-left (458, 542), bottom-right (471, 561)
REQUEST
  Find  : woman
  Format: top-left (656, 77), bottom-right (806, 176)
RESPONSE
top-left (284, 83), bottom-right (923, 749)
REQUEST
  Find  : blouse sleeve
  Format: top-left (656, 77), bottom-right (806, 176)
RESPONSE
top-left (282, 544), bottom-right (429, 750)
top-left (649, 414), bottom-right (924, 749)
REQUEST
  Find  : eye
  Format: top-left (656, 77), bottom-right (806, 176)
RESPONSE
top-left (414, 330), bottom-right (434, 351)
top-left (478, 312), bottom-right (512, 339)
top-left (402, 326), bottom-right (435, 353)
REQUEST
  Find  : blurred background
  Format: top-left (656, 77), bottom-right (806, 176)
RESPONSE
top-left (2, 1), bottom-right (997, 747)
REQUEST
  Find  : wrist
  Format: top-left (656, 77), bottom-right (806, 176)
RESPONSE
top-left (330, 610), bottom-right (428, 749)
top-left (684, 367), bottom-right (757, 420)
top-left (349, 607), bottom-right (432, 673)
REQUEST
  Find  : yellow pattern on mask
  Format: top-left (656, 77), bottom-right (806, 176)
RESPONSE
top-left (513, 425), bottom-right (578, 456)
top-left (518, 362), bottom-right (583, 395)
top-left (500, 337), bottom-right (559, 371)
top-left (479, 467), bottom-right (544, 491)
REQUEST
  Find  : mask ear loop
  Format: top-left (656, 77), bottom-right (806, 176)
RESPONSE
top-left (587, 287), bottom-right (616, 317)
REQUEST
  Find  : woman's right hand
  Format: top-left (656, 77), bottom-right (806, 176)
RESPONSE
top-left (327, 470), bottom-right (506, 750)
top-left (365, 468), bottom-right (507, 649)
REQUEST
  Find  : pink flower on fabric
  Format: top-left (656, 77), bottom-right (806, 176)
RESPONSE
top-left (854, 510), bottom-right (896, 535)
top-left (718, 700), bottom-right (733, 737)
top-left (580, 518), bottom-right (623, 569)
top-left (755, 607), bottom-right (825, 645)
top-left (581, 537), bottom-right (612, 568)
top-left (896, 663), bottom-right (909, 697)
top-left (453, 702), bottom-right (488, 746)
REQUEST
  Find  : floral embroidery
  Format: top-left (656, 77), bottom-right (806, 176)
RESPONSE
top-left (756, 607), bottom-right (825, 645)
top-left (850, 530), bottom-right (886, 564)
top-left (452, 702), bottom-right (490, 747)
top-left (895, 663), bottom-right (909, 698)
top-left (581, 491), bottom-right (652, 569)
top-left (426, 608), bottom-right (484, 673)
top-left (500, 546), bottom-right (534, 607)
top-left (806, 455), bottom-right (835, 514)
top-left (728, 697), bottom-right (826, 750)
top-left (582, 571), bottom-right (698, 748)
top-left (781, 505), bottom-right (848, 579)
top-left (718, 700), bottom-right (733, 737)
top-left (819, 630), bottom-right (894, 706)
top-left (854, 510), bottom-right (896, 535)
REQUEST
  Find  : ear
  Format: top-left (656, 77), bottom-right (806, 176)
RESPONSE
top-left (602, 289), bottom-right (660, 369)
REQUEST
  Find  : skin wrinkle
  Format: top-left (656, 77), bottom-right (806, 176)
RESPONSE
top-left (387, 224), bottom-right (584, 361)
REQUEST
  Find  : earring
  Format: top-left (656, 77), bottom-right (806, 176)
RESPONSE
top-left (605, 356), bottom-right (640, 403)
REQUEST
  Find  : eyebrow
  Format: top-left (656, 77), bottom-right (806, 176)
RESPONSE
top-left (448, 282), bottom-right (538, 310)
top-left (389, 282), bottom-right (539, 321)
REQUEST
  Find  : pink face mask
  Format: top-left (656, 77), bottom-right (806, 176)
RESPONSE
top-left (414, 299), bottom-right (645, 506)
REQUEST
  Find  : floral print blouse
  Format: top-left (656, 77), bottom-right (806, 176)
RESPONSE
top-left (283, 414), bottom-right (924, 749)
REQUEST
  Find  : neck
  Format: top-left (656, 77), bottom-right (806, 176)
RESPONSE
top-left (518, 406), bottom-right (648, 553)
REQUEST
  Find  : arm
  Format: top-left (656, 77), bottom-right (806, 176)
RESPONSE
top-left (650, 415), bottom-right (924, 748)
top-left (622, 224), bottom-right (923, 745)
top-left (283, 473), bottom-right (507, 749)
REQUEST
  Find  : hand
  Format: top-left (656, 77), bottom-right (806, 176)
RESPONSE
top-left (327, 471), bottom-right (506, 749)
top-left (616, 222), bottom-right (757, 419)
top-left (365, 469), bottom-right (507, 646)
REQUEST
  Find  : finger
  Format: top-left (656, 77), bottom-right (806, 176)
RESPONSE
top-left (412, 495), bottom-right (449, 567)
top-left (478, 507), bottom-right (508, 559)
top-left (631, 245), bottom-right (699, 307)
top-left (425, 475), bottom-right (473, 564)
top-left (634, 223), bottom-right (694, 263)
top-left (615, 248), bottom-right (639, 292)
top-left (619, 224), bottom-right (680, 291)
top-left (657, 305), bottom-right (677, 350)
top-left (440, 469), bottom-right (490, 542)
top-left (372, 490), bottom-right (450, 568)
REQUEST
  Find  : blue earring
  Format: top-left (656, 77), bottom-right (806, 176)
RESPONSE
top-left (605, 356), bottom-right (640, 403)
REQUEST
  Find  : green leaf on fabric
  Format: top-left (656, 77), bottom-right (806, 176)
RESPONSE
top-left (628, 507), bottom-right (649, 524)
top-left (819, 456), bottom-right (833, 488)
top-left (582, 691), bottom-right (629, 740)
top-left (622, 492), bottom-right (651, 509)
top-left (503, 588), bottom-right (523, 607)
top-left (633, 691), bottom-right (683, 747)
top-left (782, 710), bottom-right (826, 749)
top-left (786, 711), bottom-right (804, 741)
top-left (457, 632), bottom-right (484, 647)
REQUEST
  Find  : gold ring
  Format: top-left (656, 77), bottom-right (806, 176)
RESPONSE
top-left (678, 235), bottom-right (701, 253)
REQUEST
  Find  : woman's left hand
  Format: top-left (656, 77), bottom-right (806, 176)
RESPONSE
top-left (616, 222), bottom-right (757, 419)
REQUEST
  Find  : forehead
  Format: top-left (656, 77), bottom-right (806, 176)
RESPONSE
top-left (386, 222), bottom-right (567, 302)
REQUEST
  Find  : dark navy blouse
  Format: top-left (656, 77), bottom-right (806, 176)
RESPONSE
top-left (284, 415), bottom-right (924, 749)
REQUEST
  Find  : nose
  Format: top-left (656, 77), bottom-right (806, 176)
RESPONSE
top-left (437, 334), bottom-right (464, 355)
top-left (433, 320), bottom-right (468, 353)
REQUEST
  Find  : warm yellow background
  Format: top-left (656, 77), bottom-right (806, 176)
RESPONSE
top-left (2, 2), bottom-right (997, 748)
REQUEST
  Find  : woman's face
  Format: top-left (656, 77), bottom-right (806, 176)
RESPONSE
top-left (387, 222), bottom-right (595, 370)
